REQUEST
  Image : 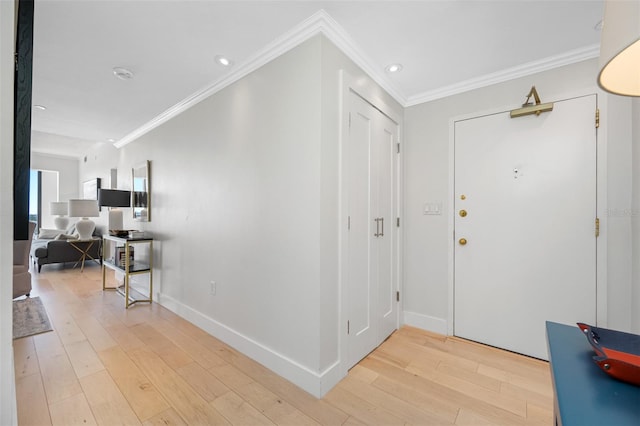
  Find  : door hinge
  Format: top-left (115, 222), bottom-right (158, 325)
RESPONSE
top-left (595, 109), bottom-right (600, 129)
top-left (347, 320), bottom-right (350, 334)
top-left (396, 291), bottom-right (400, 302)
top-left (397, 143), bottom-right (400, 154)
top-left (348, 112), bottom-right (351, 128)
top-left (396, 217), bottom-right (400, 227)
top-left (348, 216), bottom-right (351, 230)
top-left (595, 217), bottom-right (600, 237)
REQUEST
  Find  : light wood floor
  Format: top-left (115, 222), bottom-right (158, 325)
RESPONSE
top-left (13, 263), bottom-right (553, 425)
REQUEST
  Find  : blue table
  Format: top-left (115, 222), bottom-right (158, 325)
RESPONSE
top-left (546, 321), bottom-right (640, 426)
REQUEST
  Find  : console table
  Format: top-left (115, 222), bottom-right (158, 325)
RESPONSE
top-left (102, 235), bottom-right (153, 308)
top-left (546, 321), bottom-right (640, 425)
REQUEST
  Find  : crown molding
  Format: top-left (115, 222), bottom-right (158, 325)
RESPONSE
top-left (316, 11), bottom-right (407, 105)
top-left (406, 44), bottom-right (600, 107)
top-left (115, 10), bottom-right (405, 148)
top-left (114, 13), bottom-right (600, 148)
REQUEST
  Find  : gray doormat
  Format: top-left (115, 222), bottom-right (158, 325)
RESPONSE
top-left (13, 297), bottom-right (53, 339)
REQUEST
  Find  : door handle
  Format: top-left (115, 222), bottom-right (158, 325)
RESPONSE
top-left (373, 218), bottom-right (385, 237)
top-left (459, 238), bottom-right (467, 246)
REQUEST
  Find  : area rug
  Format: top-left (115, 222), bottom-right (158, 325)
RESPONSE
top-left (13, 297), bottom-right (53, 339)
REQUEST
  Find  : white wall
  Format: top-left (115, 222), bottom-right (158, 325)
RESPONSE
top-left (152, 36), bottom-right (325, 374)
top-left (74, 35), bottom-right (402, 396)
top-left (77, 142), bottom-right (122, 231)
top-left (31, 152), bottom-right (80, 230)
top-left (605, 95), bottom-right (633, 330)
top-left (31, 152), bottom-right (79, 202)
top-left (403, 58), bottom-right (636, 333)
top-left (632, 98), bottom-right (640, 333)
top-left (0, 0), bottom-right (17, 422)
top-left (39, 170), bottom-right (59, 229)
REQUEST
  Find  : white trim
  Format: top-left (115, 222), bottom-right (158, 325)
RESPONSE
top-left (403, 311), bottom-right (448, 336)
top-left (447, 114), bottom-right (456, 336)
top-left (337, 70), bottom-right (349, 380)
top-left (115, 10), bottom-right (405, 148)
top-left (447, 88), bottom-right (607, 337)
top-left (0, 0), bottom-right (17, 423)
top-left (407, 44), bottom-right (600, 107)
top-left (318, 12), bottom-right (406, 105)
top-left (114, 11), bottom-right (599, 148)
top-left (595, 91), bottom-right (609, 328)
top-left (115, 10), bottom-right (327, 148)
top-left (156, 293), bottom-right (342, 398)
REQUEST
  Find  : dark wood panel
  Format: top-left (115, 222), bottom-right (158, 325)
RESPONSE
top-left (14, 0), bottom-right (34, 240)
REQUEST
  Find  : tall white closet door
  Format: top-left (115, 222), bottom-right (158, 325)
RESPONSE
top-left (346, 91), bottom-right (399, 369)
top-left (376, 114), bottom-right (398, 340)
top-left (347, 93), bottom-right (378, 368)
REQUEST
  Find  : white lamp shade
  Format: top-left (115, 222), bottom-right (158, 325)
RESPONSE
top-left (68, 199), bottom-right (99, 218)
top-left (50, 201), bottom-right (68, 216)
top-left (598, 0), bottom-right (640, 96)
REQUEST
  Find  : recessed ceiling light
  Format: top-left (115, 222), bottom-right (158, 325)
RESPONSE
top-left (215, 55), bottom-right (233, 67)
top-left (385, 63), bottom-right (403, 73)
top-left (112, 67), bottom-right (134, 80)
top-left (34, 104), bottom-right (46, 110)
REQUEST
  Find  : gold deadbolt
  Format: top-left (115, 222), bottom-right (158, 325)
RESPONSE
top-left (459, 238), bottom-right (467, 246)
top-left (459, 209), bottom-right (467, 217)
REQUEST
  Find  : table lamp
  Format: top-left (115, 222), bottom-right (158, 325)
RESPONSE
top-left (50, 201), bottom-right (69, 230)
top-left (68, 199), bottom-right (99, 240)
top-left (98, 189), bottom-right (131, 231)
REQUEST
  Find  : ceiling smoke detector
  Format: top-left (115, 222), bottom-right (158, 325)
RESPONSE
top-left (112, 67), bottom-right (134, 80)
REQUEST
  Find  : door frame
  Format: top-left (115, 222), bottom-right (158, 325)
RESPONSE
top-left (447, 88), bottom-right (609, 335)
top-left (338, 70), bottom-right (403, 378)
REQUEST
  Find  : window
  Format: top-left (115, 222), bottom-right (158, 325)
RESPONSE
top-left (28, 170), bottom-right (40, 229)
top-left (29, 169), bottom-right (60, 231)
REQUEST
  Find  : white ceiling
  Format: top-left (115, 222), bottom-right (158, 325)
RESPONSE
top-left (30, 0), bottom-right (604, 157)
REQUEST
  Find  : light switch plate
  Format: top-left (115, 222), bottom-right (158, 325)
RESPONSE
top-left (423, 203), bottom-right (442, 215)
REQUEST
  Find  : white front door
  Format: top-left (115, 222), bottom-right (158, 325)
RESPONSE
top-left (346, 90), bottom-right (399, 369)
top-left (454, 94), bottom-right (597, 359)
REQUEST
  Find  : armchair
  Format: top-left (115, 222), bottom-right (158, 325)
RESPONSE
top-left (13, 221), bottom-right (35, 299)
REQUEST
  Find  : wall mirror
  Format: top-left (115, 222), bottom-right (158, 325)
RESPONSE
top-left (132, 160), bottom-right (151, 221)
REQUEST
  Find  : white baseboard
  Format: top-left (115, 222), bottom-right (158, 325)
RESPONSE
top-left (156, 293), bottom-right (343, 398)
top-left (402, 310), bottom-right (448, 335)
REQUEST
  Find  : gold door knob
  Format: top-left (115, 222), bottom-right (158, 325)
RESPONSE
top-left (459, 209), bottom-right (467, 217)
top-left (459, 238), bottom-right (467, 245)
